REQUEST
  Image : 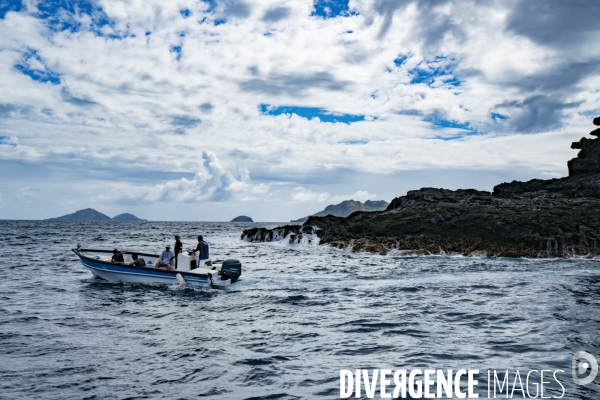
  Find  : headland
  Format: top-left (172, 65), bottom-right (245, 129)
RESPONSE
top-left (242, 118), bottom-right (600, 258)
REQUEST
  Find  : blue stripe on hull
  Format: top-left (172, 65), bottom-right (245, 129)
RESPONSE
top-left (79, 258), bottom-right (209, 287)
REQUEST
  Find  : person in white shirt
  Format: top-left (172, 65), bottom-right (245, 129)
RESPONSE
top-left (155, 245), bottom-right (175, 270)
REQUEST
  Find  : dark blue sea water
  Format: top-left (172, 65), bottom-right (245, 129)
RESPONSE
top-left (0, 221), bottom-right (599, 399)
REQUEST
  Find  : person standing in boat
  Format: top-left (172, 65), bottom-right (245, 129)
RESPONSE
top-left (174, 235), bottom-right (183, 269)
top-left (111, 249), bottom-right (124, 265)
top-left (155, 245), bottom-right (175, 270)
top-left (193, 235), bottom-right (210, 261)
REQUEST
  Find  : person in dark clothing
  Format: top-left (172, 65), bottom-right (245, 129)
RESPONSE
top-left (193, 235), bottom-right (210, 261)
top-left (174, 235), bottom-right (183, 269)
top-left (128, 253), bottom-right (146, 267)
top-left (111, 249), bottom-right (124, 265)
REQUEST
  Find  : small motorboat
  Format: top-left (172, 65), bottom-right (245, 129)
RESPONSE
top-left (72, 245), bottom-right (242, 288)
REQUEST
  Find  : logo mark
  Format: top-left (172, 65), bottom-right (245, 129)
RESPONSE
top-left (572, 351), bottom-right (598, 385)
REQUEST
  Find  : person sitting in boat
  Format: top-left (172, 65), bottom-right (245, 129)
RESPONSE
top-left (193, 235), bottom-right (210, 260)
top-left (111, 249), bottom-right (124, 265)
top-left (128, 253), bottom-right (146, 267)
top-left (155, 245), bottom-right (175, 270)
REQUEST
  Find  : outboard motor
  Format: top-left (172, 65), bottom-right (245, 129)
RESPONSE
top-left (220, 259), bottom-right (242, 283)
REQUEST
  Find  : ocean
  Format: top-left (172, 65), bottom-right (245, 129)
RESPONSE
top-left (0, 220), bottom-right (599, 399)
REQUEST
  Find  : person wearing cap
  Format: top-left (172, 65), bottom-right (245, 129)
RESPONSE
top-left (111, 249), bottom-right (124, 265)
top-left (174, 235), bottom-right (183, 269)
top-left (155, 245), bottom-right (175, 270)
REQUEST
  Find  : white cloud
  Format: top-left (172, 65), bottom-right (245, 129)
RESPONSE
top-left (290, 188), bottom-right (376, 204)
top-left (330, 190), bottom-right (376, 204)
top-left (108, 151), bottom-right (269, 204)
top-left (290, 187), bottom-right (331, 203)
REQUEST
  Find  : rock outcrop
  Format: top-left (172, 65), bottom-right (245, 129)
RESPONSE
top-left (242, 117), bottom-right (600, 258)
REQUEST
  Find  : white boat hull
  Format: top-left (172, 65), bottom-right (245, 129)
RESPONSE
top-left (74, 248), bottom-right (239, 288)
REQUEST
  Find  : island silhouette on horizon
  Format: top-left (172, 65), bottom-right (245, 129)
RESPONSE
top-left (47, 208), bottom-right (147, 222)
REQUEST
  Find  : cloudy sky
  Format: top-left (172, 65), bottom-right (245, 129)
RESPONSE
top-left (1, 0), bottom-right (599, 221)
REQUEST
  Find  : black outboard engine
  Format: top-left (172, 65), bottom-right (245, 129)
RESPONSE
top-left (220, 259), bottom-right (242, 283)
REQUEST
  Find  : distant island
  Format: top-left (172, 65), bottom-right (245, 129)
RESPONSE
top-left (112, 213), bottom-right (147, 221)
top-left (231, 215), bottom-right (253, 222)
top-left (47, 208), bottom-right (147, 221)
top-left (291, 200), bottom-right (389, 223)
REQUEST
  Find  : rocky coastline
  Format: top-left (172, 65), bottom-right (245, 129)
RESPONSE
top-left (242, 118), bottom-right (600, 258)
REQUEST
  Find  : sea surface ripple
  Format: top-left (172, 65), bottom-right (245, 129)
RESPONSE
top-left (0, 221), bottom-right (599, 399)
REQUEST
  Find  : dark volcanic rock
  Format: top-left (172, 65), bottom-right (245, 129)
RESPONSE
top-left (568, 138), bottom-right (600, 176)
top-left (242, 225), bottom-right (318, 244)
top-left (242, 117), bottom-right (600, 258)
top-left (231, 215), bottom-right (253, 222)
top-left (302, 187), bottom-right (600, 257)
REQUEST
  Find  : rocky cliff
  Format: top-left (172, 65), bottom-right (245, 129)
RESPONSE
top-left (242, 117), bottom-right (600, 258)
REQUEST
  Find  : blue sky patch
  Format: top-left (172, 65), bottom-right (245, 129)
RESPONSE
top-left (409, 56), bottom-right (460, 87)
top-left (0, 0), bottom-right (22, 19)
top-left (0, 136), bottom-right (16, 147)
top-left (214, 18), bottom-right (226, 26)
top-left (29, 0), bottom-right (127, 39)
top-left (37, 0), bottom-right (107, 32)
top-left (431, 119), bottom-right (474, 130)
top-left (202, 0), bottom-right (218, 13)
top-left (393, 55), bottom-right (409, 67)
top-left (491, 112), bottom-right (509, 121)
top-left (180, 9), bottom-right (191, 18)
top-left (260, 104), bottom-right (367, 124)
top-left (311, 0), bottom-right (355, 19)
top-left (14, 50), bottom-right (61, 85)
top-left (170, 45), bottom-right (182, 61)
top-left (424, 112), bottom-right (479, 140)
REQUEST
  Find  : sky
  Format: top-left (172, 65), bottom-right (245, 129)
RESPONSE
top-left (0, 0), bottom-right (599, 221)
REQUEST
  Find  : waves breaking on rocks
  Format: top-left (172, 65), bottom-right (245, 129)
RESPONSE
top-left (242, 225), bottom-right (320, 246)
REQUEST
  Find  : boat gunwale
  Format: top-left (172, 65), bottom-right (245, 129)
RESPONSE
top-left (72, 248), bottom-right (210, 279)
